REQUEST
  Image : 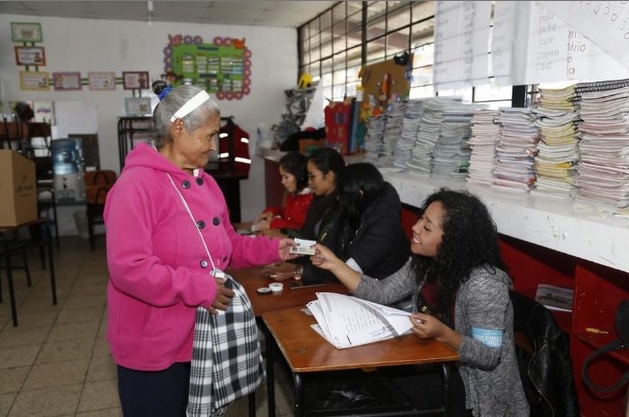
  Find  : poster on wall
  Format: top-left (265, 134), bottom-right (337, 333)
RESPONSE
top-left (53, 72), bottom-right (82, 91)
top-left (124, 97), bottom-right (152, 116)
top-left (163, 34), bottom-right (251, 100)
top-left (14, 46), bottom-right (46, 66)
top-left (11, 22), bottom-right (43, 42)
top-left (19, 71), bottom-right (50, 91)
top-left (33, 101), bottom-right (55, 125)
top-left (88, 72), bottom-right (116, 91)
top-left (122, 71), bottom-right (150, 90)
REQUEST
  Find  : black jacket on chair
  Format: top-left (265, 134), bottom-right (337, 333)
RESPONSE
top-left (510, 290), bottom-right (580, 417)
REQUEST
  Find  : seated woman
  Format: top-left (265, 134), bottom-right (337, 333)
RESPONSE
top-left (266, 162), bottom-right (410, 285)
top-left (310, 188), bottom-right (529, 416)
top-left (253, 152), bottom-right (312, 232)
top-left (298, 147), bottom-right (345, 241)
top-left (263, 147), bottom-right (345, 281)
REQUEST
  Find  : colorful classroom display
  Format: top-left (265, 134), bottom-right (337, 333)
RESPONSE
top-left (163, 34), bottom-right (252, 100)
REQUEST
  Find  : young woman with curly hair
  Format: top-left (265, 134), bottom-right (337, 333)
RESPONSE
top-left (311, 188), bottom-right (529, 416)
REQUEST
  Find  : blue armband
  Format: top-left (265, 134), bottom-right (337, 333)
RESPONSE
top-left (471, 327), bottom-right (503, 348)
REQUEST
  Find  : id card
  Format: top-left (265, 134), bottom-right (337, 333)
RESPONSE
top-left (289, 238), bottom-right (317, 255)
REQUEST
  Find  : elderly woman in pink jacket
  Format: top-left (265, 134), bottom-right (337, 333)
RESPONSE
top-left (104, 80), bottom-right (296, 417)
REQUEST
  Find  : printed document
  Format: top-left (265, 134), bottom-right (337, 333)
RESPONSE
top-left (307, 292), bottom-right (413, 349)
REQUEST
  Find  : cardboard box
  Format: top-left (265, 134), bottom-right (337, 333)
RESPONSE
top-left (0, 150), bottom-right (38, 227)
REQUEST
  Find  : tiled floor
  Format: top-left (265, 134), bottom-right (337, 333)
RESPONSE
top-left (0, 236), bottom-right (294, 417)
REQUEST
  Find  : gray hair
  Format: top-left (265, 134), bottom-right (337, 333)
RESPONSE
top-left (152, 85), bottom-right (220, 148)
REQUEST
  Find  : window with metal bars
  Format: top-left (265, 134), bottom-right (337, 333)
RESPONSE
top-left (298, 1), bottom-right (516, 110)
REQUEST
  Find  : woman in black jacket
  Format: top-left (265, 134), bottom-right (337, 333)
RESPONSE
top-left (265, 161), bottom-right (410, 284)
top-left (330, 162), bottom-right (410, 279)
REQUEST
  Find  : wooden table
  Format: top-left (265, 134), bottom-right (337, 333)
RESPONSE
top-left (0, 218), bottom-right (57, 326)
top-left (262, 306), bottom-right (459, 417)
top-left (229, 266), bottom-right (348, 317)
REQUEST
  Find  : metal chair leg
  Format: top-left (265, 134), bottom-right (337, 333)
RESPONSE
top-left (22, 250), bottom-right (31, 287)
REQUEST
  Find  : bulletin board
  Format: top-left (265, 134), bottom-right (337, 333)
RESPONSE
top-left (163, 34), bottom-right (251, 100)
top-left (358, 55), bottom-right (412, 118)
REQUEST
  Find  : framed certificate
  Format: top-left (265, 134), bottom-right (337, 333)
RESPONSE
top-left (15, 46), bottom-right (46, 66)
top-left (122, 71), bottom-right (150, 90)
top-left (124, 97), bottom-right (152, 116)
top-left (88, 72), bottom-right (116, 91)
top-left (19, 71), bottom-right (50, 91)
top-left (11, 22), bottom-right (43, 42)
top-left (53, 72), bottom-right (82, 91)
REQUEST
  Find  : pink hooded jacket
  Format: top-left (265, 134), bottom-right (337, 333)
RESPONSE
top-left (104, 143), bottom-right (280, 371)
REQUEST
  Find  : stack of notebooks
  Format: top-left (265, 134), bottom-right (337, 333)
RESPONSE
top-left (492, 107), bottom-right (540, 192)
top-left (378, 100), bottom-right (407, 167)
top-left (393, 99), bottom-right (425, 169)
top-left (574, 79), bottom-right (629, 216)
top-left (431, 102), bottom-right (477, 179)
top-left (532, 84), bottom-right (580, 199)
top-left (406, 97), bottom-right (463, 177)
top-left (467, 109), bottom-right (500, 186)
top-left (363, 114), bottom-right (386, 165)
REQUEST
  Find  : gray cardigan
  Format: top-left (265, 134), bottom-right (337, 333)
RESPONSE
top-left (352, 259), bottom-right (529, 416)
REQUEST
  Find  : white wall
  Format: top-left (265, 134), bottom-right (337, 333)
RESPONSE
top-left (0, 14), bottom-right (298, 222)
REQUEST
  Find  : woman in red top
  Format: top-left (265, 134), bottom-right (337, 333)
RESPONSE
top-left (254, 151), bottom-right (313, 231)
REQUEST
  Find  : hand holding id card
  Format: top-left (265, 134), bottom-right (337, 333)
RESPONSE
top-left (289, 238), bottom-right (317, 255)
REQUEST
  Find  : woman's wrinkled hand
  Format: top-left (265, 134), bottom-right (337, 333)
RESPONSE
top-left (277, 238), bottom-right (298, 261)
top-left (207, 277), bottom-right (235, 315)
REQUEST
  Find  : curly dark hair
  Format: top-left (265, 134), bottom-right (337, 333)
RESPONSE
top-left (411, 188), bottom-right (508, 309)
top-left (279, 151), bottom-right (308, 193)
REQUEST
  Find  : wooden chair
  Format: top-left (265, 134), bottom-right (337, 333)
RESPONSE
top-left (84, 170), bottom-right (117, 250)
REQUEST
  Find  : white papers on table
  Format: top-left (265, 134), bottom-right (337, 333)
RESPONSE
top-left (306, 292), bottom-right (413, 349)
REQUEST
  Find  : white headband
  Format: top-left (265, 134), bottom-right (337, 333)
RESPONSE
top-left (170, 90), bottom-right (211, 122)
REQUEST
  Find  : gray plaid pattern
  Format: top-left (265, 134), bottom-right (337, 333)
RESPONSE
top-left (187, 275), bottom-right (265, 416)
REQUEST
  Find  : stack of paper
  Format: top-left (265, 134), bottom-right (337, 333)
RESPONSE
top-left (377, 101), bottom-right (407, 167)
top-left (393, 99), bottom-right (425, 169)
top-left (467, 109), bottom-right (500, 187)
top-left (307, 292), bottom-right (413, 349)
top-left (534, 284), bottom-right (574, 312)
top-left (406, 97), bottom-right (463, 176)
top-left (532, 85), bottom-right (580, 199)
top-left (363, 114), bottom-right (386, 165)
top-left (431, 102), bottom-right (478, 180)
top-left (492, 107), bottom-right (540, 192)
top-left (575, 82), bottom-right (629, 211)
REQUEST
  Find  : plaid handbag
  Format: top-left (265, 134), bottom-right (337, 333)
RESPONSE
top-left (187, 274), bottom-right (265, 416)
